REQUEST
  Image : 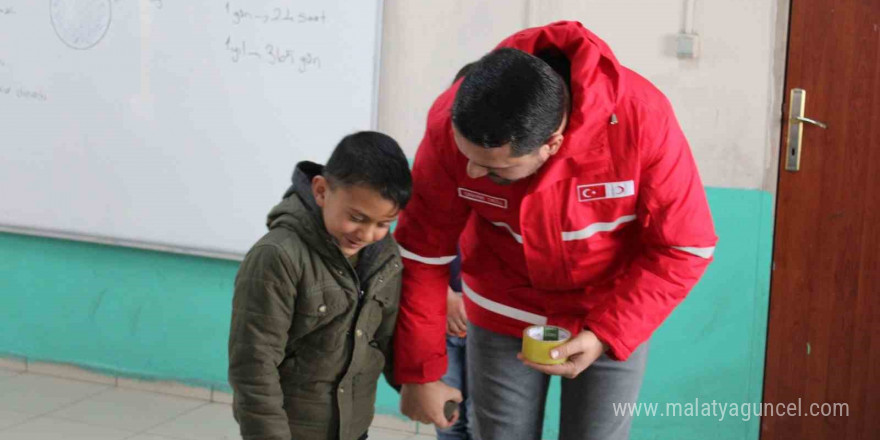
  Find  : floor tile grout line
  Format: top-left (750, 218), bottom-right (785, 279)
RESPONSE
top-left (1, 368), bottom-right (220, 438)
top-left (113, 380), bottom-right (215, 404)
top-left (0, 392), bottom-right (172, 437)
top-left (17, 367), bottom-right (214, 404)
top-left (0, 362), bottom-right (56, 433)
top-left (5, 394), bottom-right (209, 439)
top-left (15, 381), bottom-right (119, 432)
top-left (134, 400), bottom-right (212, 437)
top-left (38, 382), bottom-right (118, 418)
top-left (0, 399), bottom-right (424, 440)
top-left (7, 356), bottom-right (216, 404)
top-left (43, 400), bottom-right (211, 440)
top-left (119, 427), bottom-right (194, 440)
top-left (5, 362), bottom-right (428, 439)
top-left (372, 422), bottom-right (420, 434)
top-left (1, 358), bottom-right (226, 439)
top-left (0, 411), bottom-right (45, 434)
top-left (0, 371), bottom-right (25, 383)
top-left (110, 397), bottom-right (212, 438)
top-left (24, 413), bottom-right (146, 435)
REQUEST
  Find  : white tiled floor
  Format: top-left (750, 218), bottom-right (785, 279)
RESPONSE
top-left (0, 368), bottom-right (435, 440)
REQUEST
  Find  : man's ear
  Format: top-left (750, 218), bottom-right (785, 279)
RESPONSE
top-left (541, 133), bottom-right (565, 159)
top-left (312, 176), bottom-right (328, 208)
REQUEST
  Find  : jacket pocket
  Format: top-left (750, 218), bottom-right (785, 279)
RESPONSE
top-left (284, 394), bottom-right (336, 435)
top-left (291, 283), bottom-right (351, 348)
top-left (353, 344), bottom-right (385, 392)
top-left (361, 275), bottom-right (400, 339)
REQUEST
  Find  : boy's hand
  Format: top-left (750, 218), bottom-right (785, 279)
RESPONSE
top-left (446, 287), bottom-right (468, 337)
top-left (517, 330), bottom-right (609, 379)
top-left (400, 381), bottom-right (463, 428)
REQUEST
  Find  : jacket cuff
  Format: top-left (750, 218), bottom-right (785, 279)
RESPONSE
top-left (394, 354), bottom-right (448, 384)
top-left (583, 314), bottom-right (633, 361)
top-left (546, 314), bottom-right (629, 361)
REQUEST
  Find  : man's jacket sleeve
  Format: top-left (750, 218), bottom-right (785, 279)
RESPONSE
top-left (575, 104), bottom-right (718, 361)
top-left (393, 113), bottom-right (471, 384)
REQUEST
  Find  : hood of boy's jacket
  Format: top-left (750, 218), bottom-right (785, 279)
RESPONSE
top-left (265, 161), bottom-right (334, 258)
top-left (269, 161), bottom-right (324, 227)
top-left (265, 161), bottom-right (396, 265)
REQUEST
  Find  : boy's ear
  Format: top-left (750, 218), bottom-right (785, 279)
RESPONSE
top-left (312, 176), bottom-right (328, 208)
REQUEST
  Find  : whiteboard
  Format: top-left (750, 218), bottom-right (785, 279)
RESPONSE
top-left (0, 0), bottom-right (383, 259)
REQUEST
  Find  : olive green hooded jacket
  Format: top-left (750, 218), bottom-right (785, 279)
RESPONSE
top-left (229, 162), bottom-right (402, 440)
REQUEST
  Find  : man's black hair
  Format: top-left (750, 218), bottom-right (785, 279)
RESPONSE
top-left (452, 48), bottom-right (568, 156)
top-left (324, 131), bottom-right (412, 209)
top-left (453, 61), bottom-right (477, 83)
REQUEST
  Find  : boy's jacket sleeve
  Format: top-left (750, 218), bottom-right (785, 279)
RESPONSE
top-left (229, 245), bottom-right (296, 440)
top-left (376, 280), bottom-right (401, 391)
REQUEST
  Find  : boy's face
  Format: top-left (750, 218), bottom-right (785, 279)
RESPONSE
top-left (312, 176), bottom-right (399, 257)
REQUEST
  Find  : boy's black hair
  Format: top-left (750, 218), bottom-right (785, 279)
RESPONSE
top-left (452, 48), bottom-right (568, 157)
top-left (324, 131), bottom-right (412, 209)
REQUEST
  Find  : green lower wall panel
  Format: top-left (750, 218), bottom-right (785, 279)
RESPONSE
top-left (0, 186), bottom-right (774, 440)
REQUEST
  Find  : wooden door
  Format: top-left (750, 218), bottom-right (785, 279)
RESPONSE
top-left (762, 0), bottom-right (879, 439)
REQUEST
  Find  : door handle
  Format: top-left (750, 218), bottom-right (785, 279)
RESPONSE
top-left (785, 88), bottom-right (828, 172)
top-left (794, 116), bottom-right (828, 129)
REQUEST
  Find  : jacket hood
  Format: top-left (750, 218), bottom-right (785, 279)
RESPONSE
top-left (495, 21), bottom-right (625, 158)
top-left (267, 161), bottom-right (325, 233)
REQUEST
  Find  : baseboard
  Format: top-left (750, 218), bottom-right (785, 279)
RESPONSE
top-left (0, 355), bottom-right (219, 402)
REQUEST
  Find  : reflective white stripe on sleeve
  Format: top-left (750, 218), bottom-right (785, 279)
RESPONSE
top-left (398, 245), bottom-right (458, 265)
top-left (462, 280), bottom-right (547, 325)
top-left (670, 246), bottom-right (716, 259)
top-left (491, 221), bottom-right (523, 244)
top-left (561, 214), bottom-right (637, 242)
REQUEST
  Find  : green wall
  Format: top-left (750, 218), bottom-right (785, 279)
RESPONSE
top-left (0, 187), bottom-right (773, 440)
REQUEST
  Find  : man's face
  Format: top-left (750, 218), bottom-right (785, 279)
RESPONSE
top-left (452, 125), bottom-right (559, 186)
top-left (313, 178), bottom-right (399, 257)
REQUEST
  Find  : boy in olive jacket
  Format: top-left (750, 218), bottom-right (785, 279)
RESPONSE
top-left (229, 132), bottom-right (412, 440)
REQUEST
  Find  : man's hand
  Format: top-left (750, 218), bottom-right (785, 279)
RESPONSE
top-left (517, 330), bottom-right (609, 379)
top-left (400, 381), bottom-right (463, 428)
top-left (446, 287), bottom-right (468, 337)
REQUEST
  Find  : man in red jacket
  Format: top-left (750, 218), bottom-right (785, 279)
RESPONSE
top-left (393, 22), bottom-right (717, 440)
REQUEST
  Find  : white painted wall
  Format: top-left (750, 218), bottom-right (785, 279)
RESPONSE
top-left (377, 0), bottom-right (529, 166)
top-left (377, 0), bottom-right (789, 192)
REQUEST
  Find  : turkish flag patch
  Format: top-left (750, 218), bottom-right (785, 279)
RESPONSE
top-left (577, 180), bottom-right (635, 202)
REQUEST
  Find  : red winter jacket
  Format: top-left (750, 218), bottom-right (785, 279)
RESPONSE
top-left (393, 21), bottom-right (717, 384)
